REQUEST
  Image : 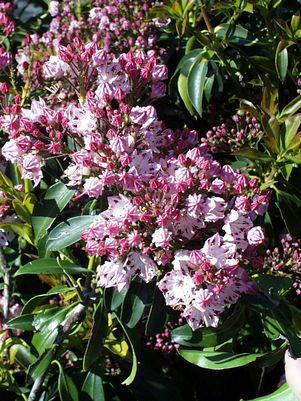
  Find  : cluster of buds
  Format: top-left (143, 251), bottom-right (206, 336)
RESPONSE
top-left (202, 113), bottom-right (262, 154)
top-left (264, 234), bottom-right (301, 296)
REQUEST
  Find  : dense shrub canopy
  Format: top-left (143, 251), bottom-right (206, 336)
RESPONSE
top-left (0, 1), bottom-right (301, 401)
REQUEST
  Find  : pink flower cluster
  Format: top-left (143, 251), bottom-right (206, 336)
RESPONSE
top-left (80, 132), bottom-right (268, 329)
top-left (13, 0), bottom-right (162, 93)
top-left (0, 45), bottom-right (167, 187)
top-left (0, 1), bottom-right (269, 332)
top-left (0, 1), bottom-right (15, 37)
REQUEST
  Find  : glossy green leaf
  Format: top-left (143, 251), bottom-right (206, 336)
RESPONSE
top-left (279, 95), bottom-right (301, 120)
top-left (214, 23), bottom-right (257, 45)
top-left (32, 181), bottom-right (75, 242)
top-left (28, 349), bottom-right (53, 381)
top-left (7, 314), bottom-right (34, 331)
top-left (121, 281), bottom-right (153, 329)
top-left (172, 305), bottom-right (245, 348)
top-left (54, 360), bottom-right (79, 401)
top-left (81, 370), bottom-right (105, 401)
top-left (243, 384), bottom-right (298, 401)
top-left (113, 313), bottom-right (138, 385)
top-left (145, 287), bottom-right (167, 336)
top-left (276, 189), bottom-right (301, 236)
top-left (46, 215), bottom-right (97, 251)
top-left (83, 299), bottom-right (108, 371)
top-left (12, 200), bottom-right (32, 224)
top-left (22, 285), bottom-right (72, 315)
top-left (178, 73), bottom-right (195, 115)
top-left (234, 147), bottom-right (272, 162)
top-left (0, 222), bottom-right (33, 244)
top-left (10, 344), bottom-right (37, 369)
top-left (16, 258), bottom-right (89, 276)
top-left (187, 57), bottom-right (208, 117)
top-left (178, 349), bottom-right (261, 370)
top-left (255, 275), bottom-right (292, 296)
top-left (284, 114), bottom-right (301, 150)
top-left (275, 41), bottom-right (288, 82)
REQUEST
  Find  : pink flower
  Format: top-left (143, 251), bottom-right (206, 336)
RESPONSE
top-left (43, 55), bottom-right (70, 79)
top-left (48, 1), bottom-right (59, 17)
top-left (83, 177), bottom-right (104, 198)
top-left (152, 227), bottom-right (172, 248)
top-left (97, 260), bottom-right (130, 292)
top-left (152, 64), bottom-right (168, 81)
top-left (1, 139), bottom-right (24, 162)
top-left (0, 49), bottom-right (12, 70)
top-left (158, 270), bottom-right (195, 307)
top-left (126, 252), bottom-right (158, 283)
top-left (247, 226), bottom-right (265, 245)
top-left (22, 154), bottom-right (43, 186)
top-left (130, 106), bottom-right (157, 128)
top-left (202, 233), bottom-right (238, 269)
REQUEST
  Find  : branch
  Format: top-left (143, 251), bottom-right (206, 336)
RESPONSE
top-left (199, 0), bottom-right (213, 33)
top-left (0, 247), bottom-right (12, 322)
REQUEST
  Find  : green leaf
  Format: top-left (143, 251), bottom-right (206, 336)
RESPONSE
top-left (113, 313), bottom-right (138, 386)
top-left (15, 258), bottom-right (89, 276)
top-left (0, 222), bottom-right (33, 244)
top-left (279, 95), bottom-right (301, 120)
top-left (172, 305), bottom-right (245, 348)
top-left (83, 298), bottom-right (108, 371)
top-left (214, 23), bottom-right (257, 46)
top-left (81, 370), bottom-right (105, 401)
top-left (275, 41), bottom-right (288, 82)
top-left (28, 349), bottom-right (54, 381)
top-left (145, 287), bottom-right (167, 336)
top-left (255, 275), bottom-right (292, 296)
top-left (32, 181), bottom-right (75, 242)
top-left (243, 383), bottom-right (298, 401)
top-left (276, 189), bottom-right (301, 236)
top-left (178, 349), bottom-right (261, 370)
top-left (10, 344), bottom-right (37, 369)
top-left (234, 147), bottom-right (272, 162)
top-left (7, 314), bottom-right (34, 331)
top-left (284, 114), bottom-right (301, 150)
top-left (12, 200), bottom-right (32, 224)
top-left (178, 73), bottom-right (196, 115)
top-left (46, 215), bottom-right (97, 251)
top-left (22, 285), bottom-right (72, 315)
top-left (121, 281), bottom-right (153, 329)
top-left (54, 360), bottom-right (79, 401)
top-left (33, 306), bottom-right (70, 335)
top-left (104, 287), bottom-right (128, 311)
top-left (187, 57), bottom-right (208, 117)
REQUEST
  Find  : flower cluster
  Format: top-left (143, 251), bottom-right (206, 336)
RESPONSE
top-left (0, 0), bottom-right (269, 333)
top-left (0, 1), bottom-right (15, 37)
top-left (145, 321), bottom-right (181, 356)
top-left (14, 0), bottom-right (162, 92)
top-left (264, 234), bottom-right (301, 296)
top-left (0, 45), bottom-right (167, 186)
top-left (81, 127), bottom-right (268, 329)
top-left (202, 113), bottom-right (262, 154)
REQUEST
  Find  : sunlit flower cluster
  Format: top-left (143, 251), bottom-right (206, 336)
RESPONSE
top-left (0, 0), bottom-right (269, 332)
